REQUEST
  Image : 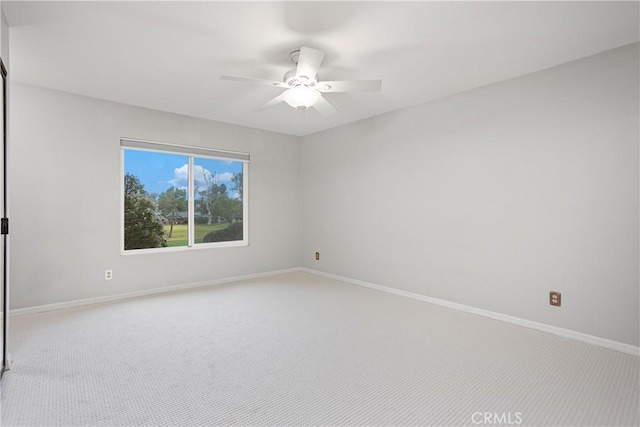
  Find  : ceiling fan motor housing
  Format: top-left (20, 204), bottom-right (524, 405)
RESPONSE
top-left (283, 68), bottom-right (318, 87)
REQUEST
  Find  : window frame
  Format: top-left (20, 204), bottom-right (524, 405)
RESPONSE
top-left (120, 138), bottom-right (249, 255)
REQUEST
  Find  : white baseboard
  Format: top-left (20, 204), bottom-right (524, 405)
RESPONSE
top-left (10, 267), bottom-right (303, 317)
top-left (301, 268), bottom-right (640, 357)
top-left (11, 266), bottom-right (639, 357)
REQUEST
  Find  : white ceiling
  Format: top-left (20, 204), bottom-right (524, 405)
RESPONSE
top-left (3, 1), bottom-right (639, 136)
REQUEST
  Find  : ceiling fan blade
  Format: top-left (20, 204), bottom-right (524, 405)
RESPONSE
top-left (220, 75), bottom-right (289, 89)
top-left (254, 93), bottom-right (286, 111)
top-left (296, 47), bottom-right (325, 80)
top-left (316, 80), bottom-right (382, 93)
top-left (312, 95), bottom-right (337, 116)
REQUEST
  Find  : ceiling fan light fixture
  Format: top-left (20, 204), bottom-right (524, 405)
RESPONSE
top-left (220, 46), bottom-right (381, 115)
top-left (283, 86), bottom-right (320, 110)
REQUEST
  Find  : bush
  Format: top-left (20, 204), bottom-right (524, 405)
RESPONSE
top-left (202, 222), bottom-right (243, 243)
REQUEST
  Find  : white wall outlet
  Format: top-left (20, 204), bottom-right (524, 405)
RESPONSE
top-left (105, 270), bottom-right (113, 280)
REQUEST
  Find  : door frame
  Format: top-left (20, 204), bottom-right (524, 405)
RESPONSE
top-left (1, 57), bottom-right (8, 377)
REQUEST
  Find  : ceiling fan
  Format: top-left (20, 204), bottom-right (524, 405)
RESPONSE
top-left (220, 46), bottom-right (382, 115)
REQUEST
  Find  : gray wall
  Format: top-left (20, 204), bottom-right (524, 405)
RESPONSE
top-left (10, 83), bottom-right (301, 309)
top-left (9, 43), bottom-right (639, 347)
top-left (1, 10), bottom-right (9, 68)
top-left (301, 43), bottom-right (640, 346)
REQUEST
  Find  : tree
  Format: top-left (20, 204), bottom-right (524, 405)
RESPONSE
top-left (157, 187), bottom-right (187, 237)
top-left (198, 171), bottom-right (233, 225)
top-left (232, 172), bottom-right (243, 201)
top-left (124, 174), bottom-right (167, 250)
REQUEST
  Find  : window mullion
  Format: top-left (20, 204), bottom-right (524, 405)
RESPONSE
top-left (188, 156), bottom-right (195, 247)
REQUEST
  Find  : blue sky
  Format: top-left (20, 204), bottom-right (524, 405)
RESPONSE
top-left (124, 150), bottom-right (242, 198)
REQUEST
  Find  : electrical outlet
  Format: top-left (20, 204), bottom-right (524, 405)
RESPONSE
top-left (315, 252), bottom-right (320, 261)
top-left (549, 291), bottom-right (561, 307)
top-left (105, 270), bottom-right (113, 280)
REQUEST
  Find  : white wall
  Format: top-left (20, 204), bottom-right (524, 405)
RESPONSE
top-left (10, 83), bottom-right (301, 309)
top-left (302, 43), bottom-right (639, 346)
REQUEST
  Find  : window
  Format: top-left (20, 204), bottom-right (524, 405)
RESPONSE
top-left (121, 139), bottom-right (248, 253)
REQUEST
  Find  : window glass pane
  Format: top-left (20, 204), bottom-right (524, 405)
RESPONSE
top-left (193, 157), bottom-right (244, 244)
top-left (123, 150), bottom-right (189, 250)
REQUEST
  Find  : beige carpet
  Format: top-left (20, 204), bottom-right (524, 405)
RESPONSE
top-left (1, 272), bottom-right (638, 426)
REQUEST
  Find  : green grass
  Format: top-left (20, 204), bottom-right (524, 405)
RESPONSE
top-left (164, 223), bottom-right (228, 247)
